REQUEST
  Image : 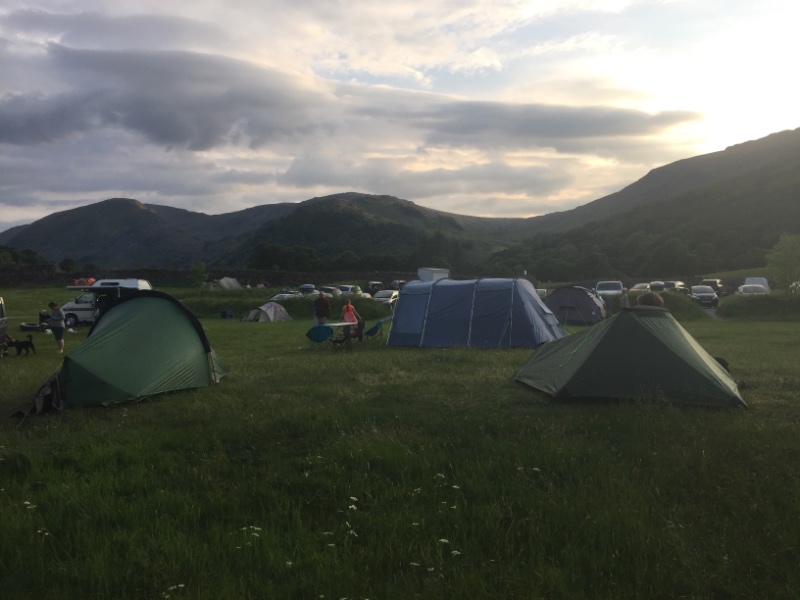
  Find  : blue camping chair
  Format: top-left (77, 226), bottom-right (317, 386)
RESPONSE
top-left (306, 325), bottom-right (334, 349)
top-left (363, 317), bottom-right (390, 342)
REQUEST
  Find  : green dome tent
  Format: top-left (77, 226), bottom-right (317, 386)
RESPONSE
top-left (58, 290), bottom-right (227, 407)
top-left (515, 306), bottom-right (745, 408)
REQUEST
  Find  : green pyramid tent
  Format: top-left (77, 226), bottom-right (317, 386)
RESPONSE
top-left (59, 290), bottom-right (227, 406)
top-left (515, 306), bottom-right (745, 408)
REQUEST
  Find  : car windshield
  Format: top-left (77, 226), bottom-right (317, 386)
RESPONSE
top-left (596, 282), bottom-right (622, 291)
top-left (632, 284), bottom-right (648, 290)
top-left (692, 286), bottom-right (714, 293)
top-left (374, 290), bottom-right (394, 298)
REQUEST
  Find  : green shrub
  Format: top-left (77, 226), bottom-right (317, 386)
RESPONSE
top-left (717, 292), bottom-right (800, 320)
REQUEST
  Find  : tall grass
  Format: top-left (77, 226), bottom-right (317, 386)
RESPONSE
top-left (1, 286), bottom-right (799, 599)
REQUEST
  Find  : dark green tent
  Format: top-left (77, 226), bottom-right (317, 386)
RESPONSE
top-left (515, 306), bottom-right (745, 408)
top-left (59, 290), bottom-right (227, 406)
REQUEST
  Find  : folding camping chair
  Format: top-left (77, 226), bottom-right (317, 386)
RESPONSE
top-left (305, 325), bottom-right (334, 349)
top-left (363, 317), bottom-right (390, 342)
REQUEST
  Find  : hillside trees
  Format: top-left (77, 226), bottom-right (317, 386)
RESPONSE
top-left (0, 245), bottom-right (48, 267)
top-left (766, 234), bottom-right (800, 289)
top-left (246, 230), bottom-right (475, 274)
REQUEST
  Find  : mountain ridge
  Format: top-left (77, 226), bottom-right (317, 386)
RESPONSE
top-left (1, 126), bottom-right (799, 271)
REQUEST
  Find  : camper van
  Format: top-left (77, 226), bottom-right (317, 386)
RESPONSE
top-left (62, 279), bottom-right (153, 327)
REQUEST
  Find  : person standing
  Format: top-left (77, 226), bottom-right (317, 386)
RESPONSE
top-left (48, 301), bottom-right (66, 353)
top-left (341, 298), bottom-right (364, 341)
top-left (313, 291), bottom-right (331, 325)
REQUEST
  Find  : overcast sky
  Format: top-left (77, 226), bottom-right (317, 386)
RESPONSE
top-left (1, 0), bottom-right (798, 232)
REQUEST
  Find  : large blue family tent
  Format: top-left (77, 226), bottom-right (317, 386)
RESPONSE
top-left (387, 278), bottom-right (566, 348)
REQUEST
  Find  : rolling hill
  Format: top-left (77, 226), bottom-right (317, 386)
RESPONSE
top-left (1, 127), bottom-right (799, 272)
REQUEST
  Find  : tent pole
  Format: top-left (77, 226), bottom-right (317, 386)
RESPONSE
top-left (467, 279), bottom-right (479, 347)
top-left (208, 352), bottom-right (218, 384)
top-left (419, 279), bottom-right (440, 347)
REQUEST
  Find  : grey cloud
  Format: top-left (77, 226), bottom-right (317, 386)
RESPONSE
top-left (412, 101), bottom-right (700, 146)
top-left (2, 9), bottom-right (229, 51)
top-left (0, 44), bottom-right (336, 150)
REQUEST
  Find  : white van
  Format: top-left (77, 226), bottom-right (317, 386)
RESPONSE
top-left (62, 279), bottom-right (153, 327)
top-left (595, 280), bottom-right (625, 298)
top-left (744, 277), bottom-right (771, 292)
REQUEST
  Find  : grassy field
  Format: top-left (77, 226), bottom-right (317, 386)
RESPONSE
top-left (1, 286), bottom-right (799, 599)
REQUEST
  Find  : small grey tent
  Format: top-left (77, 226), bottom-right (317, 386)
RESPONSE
top-left (544, 285), bottom-right (608, 326)
top-left (202, 277), bottom-right (243, 291)
top-left (242, 302), bottom-right (292, 323)
top-left (55, 290), bottom-right (227, 407)
top-left (387, 278), bottom-right (565, 348)
top-left (515, 306), bottom-right (745, 408)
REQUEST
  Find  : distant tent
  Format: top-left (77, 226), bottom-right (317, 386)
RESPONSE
top-left (202, 277), bottom-right (243, 291)
top-left (242, 302), bottom-right (292, 323)
top-left (57, 290), bottom-right (227, 407)
top-left (544, 285), bottom-right (608, 326)
top-left (515, 306), bottom-right (745, 408)
top-left (387, 278), bottom-right (566, 348)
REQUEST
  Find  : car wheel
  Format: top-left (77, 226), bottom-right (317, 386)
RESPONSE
top-left (65, 314), bottom-right (78, 328)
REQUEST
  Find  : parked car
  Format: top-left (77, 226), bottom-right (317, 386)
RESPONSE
top-left (390, 280), bottom-right (407, 290)
top-left (372, 289), bottom-right (399, 308)
top-left (595, 281), bottom-right (625, 298)
top-left (664, 281), bottom-right (689, 294)
top-left (298, 284), bottom-right (317, 295)
top-left (338, 285), bottom-right (372, 298)
top-left (629, 283), bottom-right (650, 295)
top-left (689, 285), bottom-right (719, 308)
top-left (365, 281), bottom-right (384, 295)
top-left (269, 292), bottom-right (301, 301)
top-left (318, 286), bottom-right (342, 297)
top-left (649, 281), bottom-right (666, 292)
top-left (736, 284), bottom-right (769, 295)
top-left (700, 279), bottom-right (727, 295)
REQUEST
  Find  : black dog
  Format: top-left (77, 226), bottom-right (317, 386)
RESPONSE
top-left (7, 335), bottom-right (36, 356)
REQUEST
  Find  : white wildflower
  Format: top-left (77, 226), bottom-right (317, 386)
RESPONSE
top-left (410, 562), bottom-right (421, 567)
top-left (451, 485), bottom-right (460, 489)
top-left (438, 539), bottom-right (449, 544)
top-left (348, 504), bottom-right (357, 511)
top-left (286, 561), bottom-right (293, 567)
top-left (451, 550), bottom-right (461, 556)
top-left (349, 496), bottom-right (358, 502)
